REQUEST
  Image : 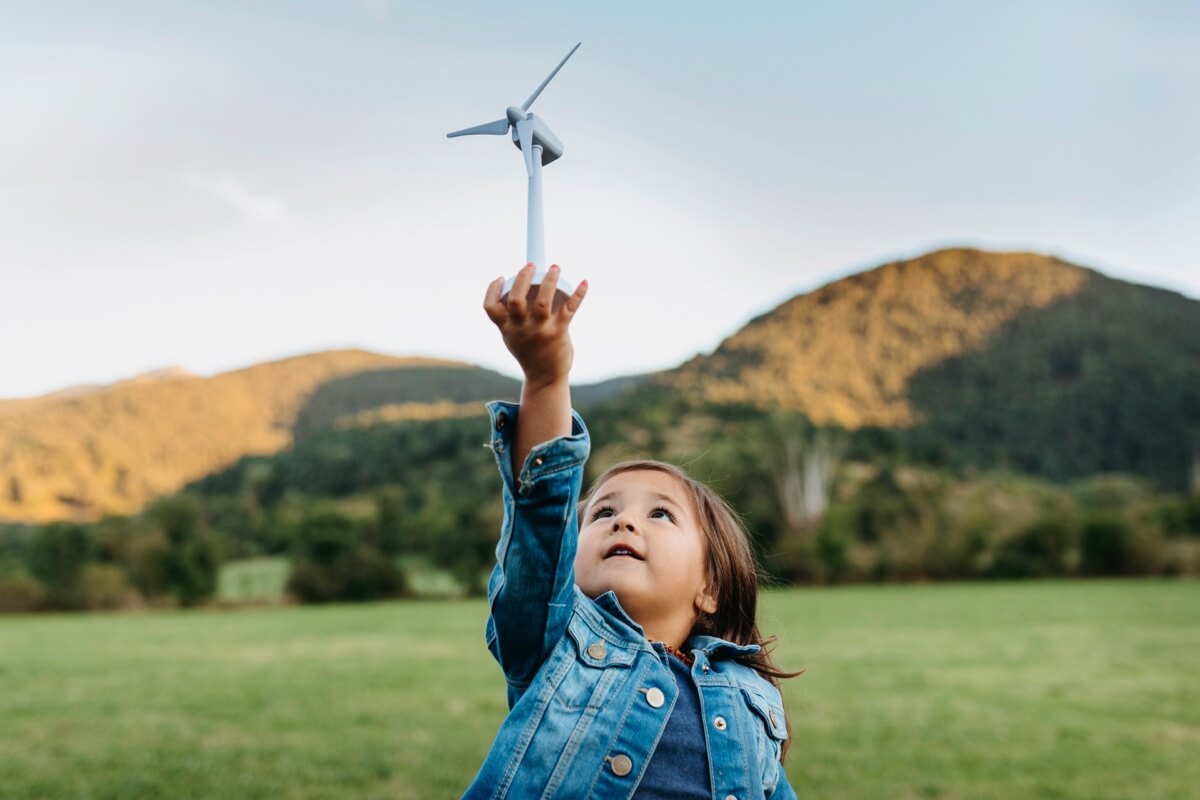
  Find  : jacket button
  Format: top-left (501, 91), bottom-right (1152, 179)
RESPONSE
top-left (607, 754), bottom-right (633, 777)
top-left (533, 456), bottom-right (544, 467)
top-left (645, 687), bottom-right (665, 708)
top-left (496, 414), bottom-right (507, 430)
top-left (587, 641), bottom-right (606, 660)
top-left (725, 795), bottom-right (738, 800)
top-left (713, 715), bottom-right (727, 731)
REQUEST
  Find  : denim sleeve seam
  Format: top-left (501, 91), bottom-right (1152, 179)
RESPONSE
top-left (504, 675), bottom-right (532, 690)
top-left (522, 458), bottom-right (587, 483)
top-left (517, 460), bottom-right (588, 496)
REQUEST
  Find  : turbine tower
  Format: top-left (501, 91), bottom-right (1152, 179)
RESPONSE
top-left (447, 42), bottom-right (581, 299)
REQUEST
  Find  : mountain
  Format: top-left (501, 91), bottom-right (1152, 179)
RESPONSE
top-left (0, 351), bottom-right (508, 523)
top-left (0, 367), bottom-right (192, 411)
top-left (0, 348), bottom-right (650, 524)
top-left (665, 248), bottom-right (1200, 486)
top-left (668, 249), bottom-right (1089, 427)
top-left (4, 247), bottom-right (1197, 525)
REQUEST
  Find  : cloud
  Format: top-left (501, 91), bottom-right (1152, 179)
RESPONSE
top-left (180, 170), bottom-right (287, 223)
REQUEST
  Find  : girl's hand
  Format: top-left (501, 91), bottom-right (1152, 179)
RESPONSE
top-left (484, 263), bottom-right (588, 389)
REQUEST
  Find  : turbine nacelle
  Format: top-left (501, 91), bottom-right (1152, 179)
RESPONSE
top-left (513, 114), bottom-right (563, 169)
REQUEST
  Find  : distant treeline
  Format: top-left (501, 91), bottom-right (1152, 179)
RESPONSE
top-left (2, 403), bottom-right (1199, 613)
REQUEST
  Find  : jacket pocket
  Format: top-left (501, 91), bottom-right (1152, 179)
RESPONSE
top-left (742, 686), bottom-right (788, 741)
top-left (741, 684), bottom-right (788, 792)
top-left (551, 618), bottom-right (635, 711)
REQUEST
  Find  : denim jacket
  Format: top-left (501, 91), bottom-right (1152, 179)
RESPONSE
top-left (461, 402), bottom-right (797, 799)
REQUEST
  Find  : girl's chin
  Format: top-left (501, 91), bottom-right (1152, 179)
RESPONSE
top-left (577, 574), bottom-right (649, 603)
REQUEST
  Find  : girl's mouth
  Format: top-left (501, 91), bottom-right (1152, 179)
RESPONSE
top-left (603, 545), bottom-right (644, 560)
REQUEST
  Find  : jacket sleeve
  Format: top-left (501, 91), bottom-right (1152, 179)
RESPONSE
top-left (483, 401), bottom-right (590, 706)
top-left (769, 767), bottom-right (798, 800)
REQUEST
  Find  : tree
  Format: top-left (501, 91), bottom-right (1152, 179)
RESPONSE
top-left (287, 507), bottom-right (406, 603)
top-left (1081, 516), bottom-right (1132, 575)
top-left (777, 424), bottom-right (848, 529)
top-left (27, 523), bottom-right (93, 609)
top-left (145, 495), bottom-right (217, 606)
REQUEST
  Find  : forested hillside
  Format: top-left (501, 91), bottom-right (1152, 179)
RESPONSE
top-left (3, 248), bottom-right (1199, 611)
top-left (0, 351), bottom-right (513, 523)
top-left (0, 349), bottom-right (649, 525)
top-left (665, 248), bottom-right (1200, 488)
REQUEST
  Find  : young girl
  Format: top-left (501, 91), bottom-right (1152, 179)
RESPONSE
top-left (463, 264), bottom-right (798, 799)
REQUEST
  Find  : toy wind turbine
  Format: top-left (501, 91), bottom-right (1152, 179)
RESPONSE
top-left (447, 42), bottom-right (581, 302)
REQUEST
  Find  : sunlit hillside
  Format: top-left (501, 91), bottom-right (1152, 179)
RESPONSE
top-left (0, 351), bottom-right (512, 523)
top-left (666, 248), bottom-right (1200, 486)
top-left (669, 249), bottom-right (1091, 427)
top-left (5, 248), bottom-right (1197, 524)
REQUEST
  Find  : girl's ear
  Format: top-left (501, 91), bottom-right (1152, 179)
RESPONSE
top-left (695, 585), bottom-right (718, 615)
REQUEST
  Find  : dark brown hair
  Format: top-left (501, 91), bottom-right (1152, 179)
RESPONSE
top-left (579, 460), bottom-right (802, 761)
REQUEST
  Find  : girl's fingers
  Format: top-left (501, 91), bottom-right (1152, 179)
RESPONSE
top-left (532, 265), bottom-right (560, 320)
top-left (560, 278), bottom-right (588, 320)
top-left (507, 263), bottom-right (535, 319)
top-left (483, 276), bottom-right (508, 325)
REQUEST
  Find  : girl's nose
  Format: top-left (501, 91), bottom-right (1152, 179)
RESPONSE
top-left (611, 517), bottom-right (637, 534)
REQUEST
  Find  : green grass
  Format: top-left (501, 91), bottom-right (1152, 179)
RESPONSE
top-left (216, 557), bottom-right (291, 603)
top-left (396, 555), bottom-right (468, 599)
top-left (0, 580), bottom-right (1197, 799)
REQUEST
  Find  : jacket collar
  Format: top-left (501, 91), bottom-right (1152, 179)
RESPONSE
top-left (685, 634), bottom-right (761, 659)
top-left (577, 588), bottom-right (762, 660)
top-left (576, 588), bottom-right (645, 645)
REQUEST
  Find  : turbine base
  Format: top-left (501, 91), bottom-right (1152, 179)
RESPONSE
top-left (500, 270), bottom-right (573, 314)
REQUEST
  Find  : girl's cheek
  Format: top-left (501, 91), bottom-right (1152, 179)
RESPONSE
top-left (575, 531), bottom-right (598, 566)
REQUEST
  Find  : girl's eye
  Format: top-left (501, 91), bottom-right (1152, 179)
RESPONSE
top-left (589, 505), bottom-right (615, 521)
top-left (650, 506), bottom-right (676, 523)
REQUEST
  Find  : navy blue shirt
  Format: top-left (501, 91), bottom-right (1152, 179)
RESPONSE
top-left (634, 652), bottom-right (711, 799)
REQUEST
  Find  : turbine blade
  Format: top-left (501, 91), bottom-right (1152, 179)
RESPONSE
top-left (517, 118), bottom-right (535, 177)
top-left (521, 42), bottom-right (581, 111)
top-left (446, 118), bottom-right (510, 138)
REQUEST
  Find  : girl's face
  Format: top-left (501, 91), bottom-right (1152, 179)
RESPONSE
top-left (575, 469), bottom-right (717, 645)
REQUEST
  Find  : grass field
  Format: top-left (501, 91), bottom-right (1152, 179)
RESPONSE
top-left (1, 580), bottom-right (1197, 799)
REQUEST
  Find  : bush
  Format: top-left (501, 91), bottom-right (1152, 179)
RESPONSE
top-left (287, 547), bottom-right (406, 603)
top-left (81, 564), bottom-right (140, 610)
top-left (1186, 493), bottom-right (1200, 535)
top-left (926, 516), bottom-right (990, 579)
top-left (126, 531), bottom-right (171, 598)
top-left (27, 523), bottom-right (93, 610)
top-left (287, 508), bottom-right (407, 603)
top-left (814, 525), bottom-right (850, 582)
top-left (341, 547), bottom-right (406, 601)
top-left (286, 560), bottom-right (337, 603)
top-left (991, 517), bottom-right (1073, 579)
top-left (808, 503), bottom-right (861, 582)
top-left (164, 537), bottom-right (217, 607)
top-left (0, 572), bottom-right (46, 612)
top-left (1081, 516), bottom-right (1133, 575)
top-left (1160, 538), bottom-right (1200, 576)
top-left (1157, 493), bottom-right (1200, 537)
top-left (145, 495), bottom-right (218, 606)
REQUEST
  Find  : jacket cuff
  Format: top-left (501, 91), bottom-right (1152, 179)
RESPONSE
top-left (486, 400), bottom-right (590, 496)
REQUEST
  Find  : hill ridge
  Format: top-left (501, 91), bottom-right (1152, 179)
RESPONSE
top-left (0, 350), bottom-right (478, 522)
top-left (4, 247), bottom-right (1198, 522)
top-left (667, 248), bottom-right (1093, 427)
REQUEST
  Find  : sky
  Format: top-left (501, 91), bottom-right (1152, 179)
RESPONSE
top-left (1, 0), bottom-right (1197, 398)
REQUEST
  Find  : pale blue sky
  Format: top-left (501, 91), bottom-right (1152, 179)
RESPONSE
top-left (2, 1), bottom-right (1197, 397)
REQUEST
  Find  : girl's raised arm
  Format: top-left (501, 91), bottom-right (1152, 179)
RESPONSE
top-left (481, 265), bottom-right (589, 697)
top-left (483, 264), bottom-right (587, 473)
